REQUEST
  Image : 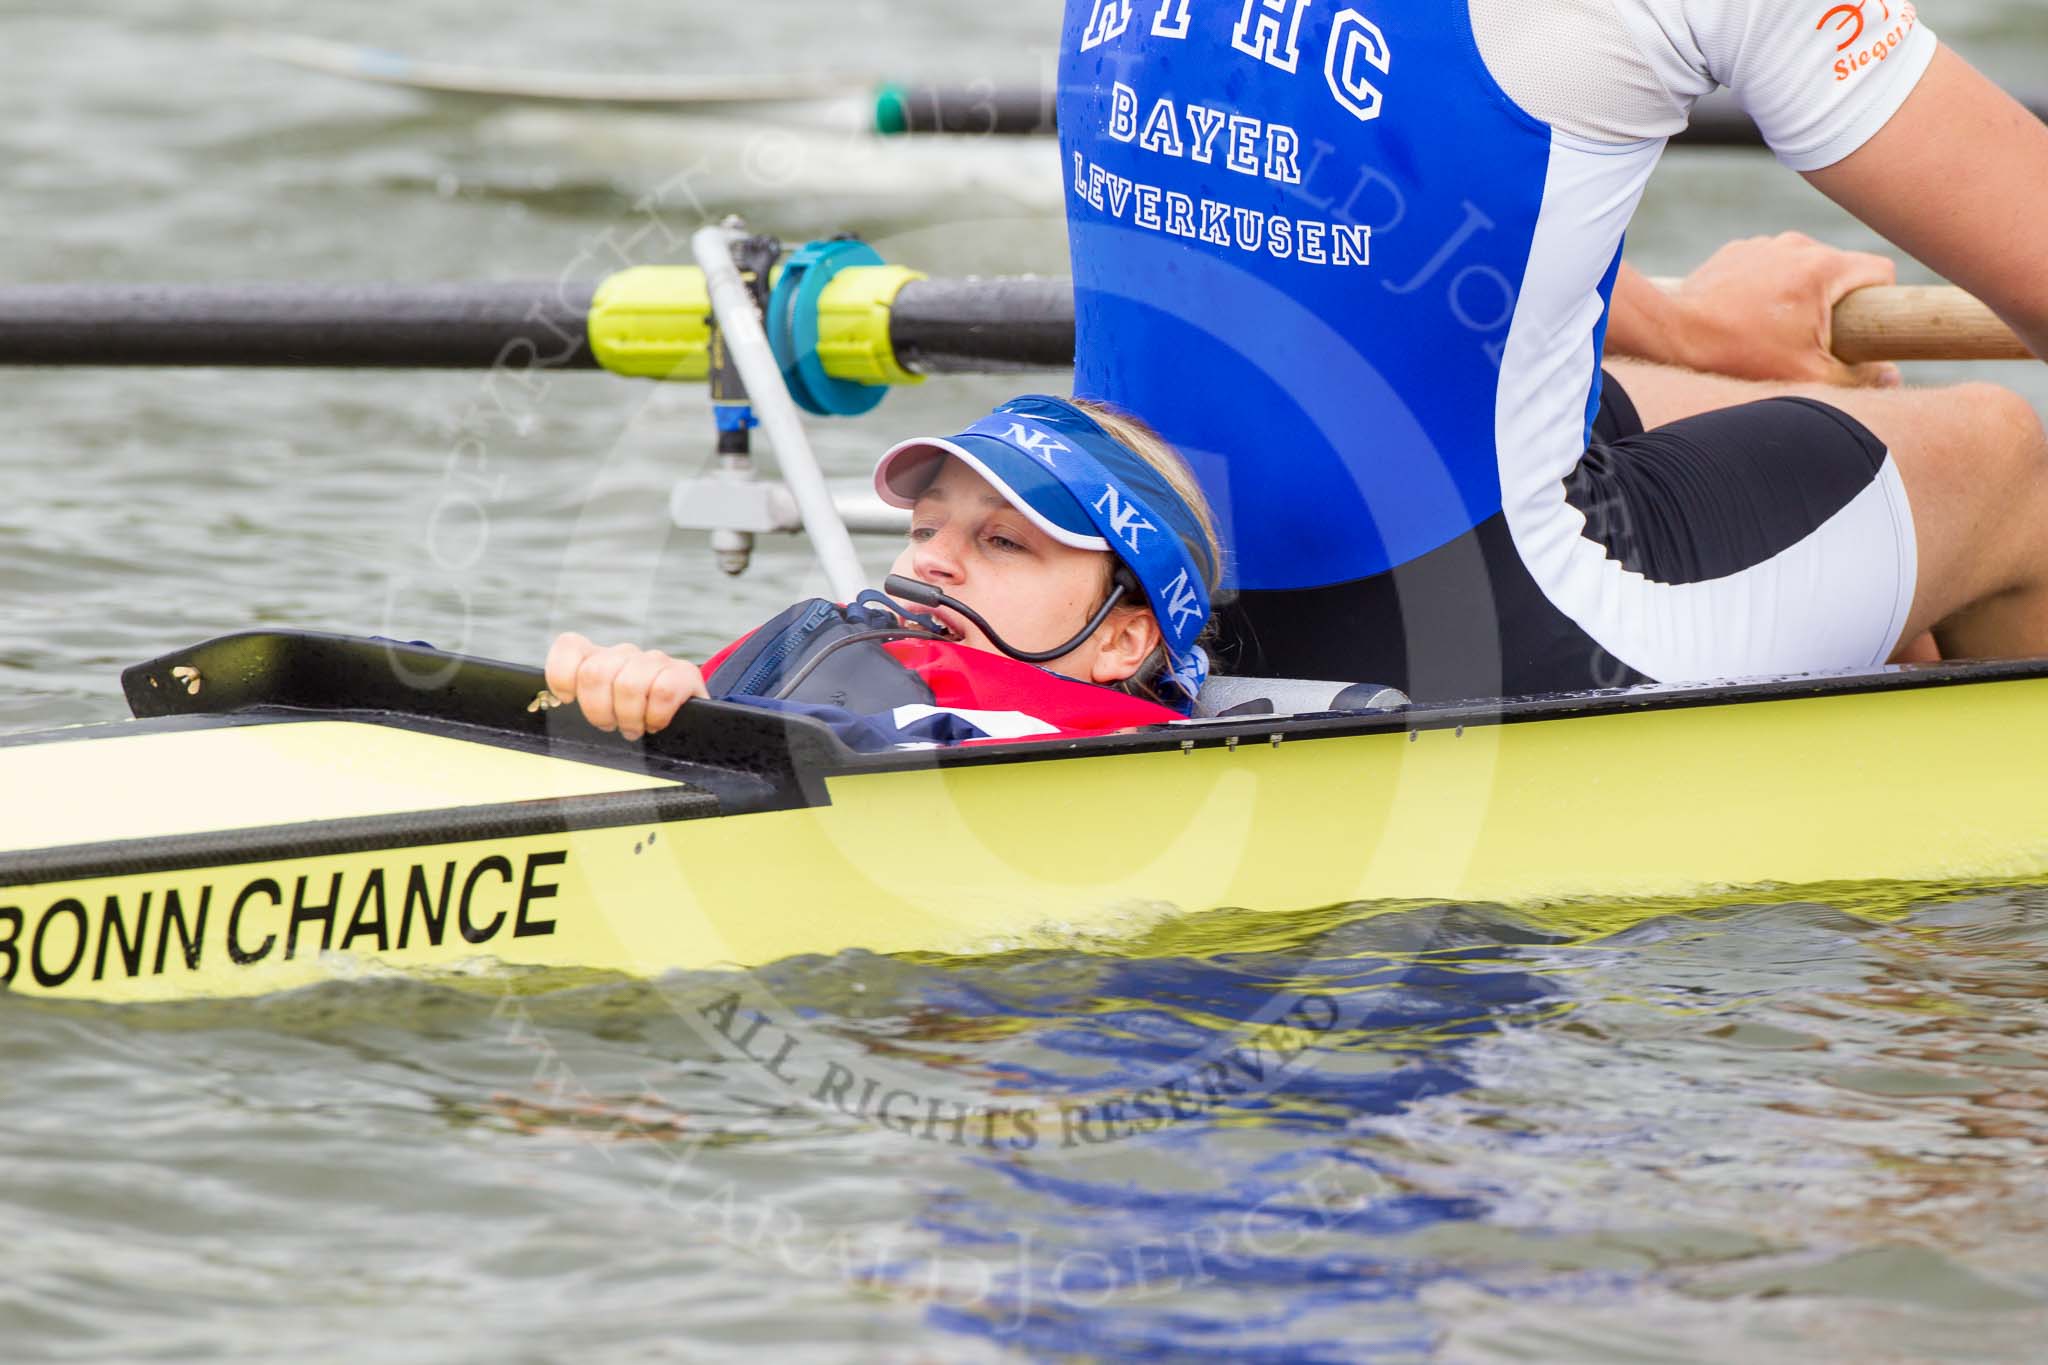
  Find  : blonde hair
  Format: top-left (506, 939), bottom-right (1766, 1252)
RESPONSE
top-left (1071, 398), bottom-right (1223, 591)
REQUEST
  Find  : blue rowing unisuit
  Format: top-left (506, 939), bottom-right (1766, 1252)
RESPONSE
top-left (1059, 1), bottom-right (1607, 591)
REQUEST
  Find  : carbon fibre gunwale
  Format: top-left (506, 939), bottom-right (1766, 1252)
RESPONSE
top-left (895, 655), bottom-right (2048, 773)
top-left (30, 631), bottom-right (2048, 791)
top-left (7, 632), bottom-right (2044, 895)
top-left (110, 629), bottom-right (2048, 785)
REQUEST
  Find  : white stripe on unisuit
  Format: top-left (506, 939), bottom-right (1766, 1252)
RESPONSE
top-left (889, 705), bottom-right (1062, 740)
top-left (1497, 134), bottom-right (1917, 683)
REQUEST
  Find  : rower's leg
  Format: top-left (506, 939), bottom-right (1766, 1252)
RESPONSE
top-left (1603, 361), bottom-right (2048, 661)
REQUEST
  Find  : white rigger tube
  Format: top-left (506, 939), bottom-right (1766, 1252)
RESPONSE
top-left (691, 224), bottom-right (868, 603)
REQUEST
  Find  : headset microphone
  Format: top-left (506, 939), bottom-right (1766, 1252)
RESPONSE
top-left (882, 575), bottom-right (1126, 665)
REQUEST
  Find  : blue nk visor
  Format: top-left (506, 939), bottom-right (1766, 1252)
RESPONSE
top-left (874, 396), bottom-right (1214, 705)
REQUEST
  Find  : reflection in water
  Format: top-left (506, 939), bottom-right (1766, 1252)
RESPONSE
top-left (10, 887), bottom-right (2048, 1360)
top-left (729, 890), bottom-right (2048, 1359)
top-left (613, 907), bottom-right (1561, 1358)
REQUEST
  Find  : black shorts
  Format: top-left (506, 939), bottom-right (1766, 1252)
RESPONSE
top-left (1217, 374), bottom-right (1916, 701)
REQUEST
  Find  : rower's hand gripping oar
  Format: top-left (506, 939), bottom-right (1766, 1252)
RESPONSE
top-left (1647, 277), bottom-right (2033, 365)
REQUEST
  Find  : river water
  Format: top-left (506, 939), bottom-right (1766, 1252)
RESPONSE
top-left (6, 1), bottom-right (2048, 1360)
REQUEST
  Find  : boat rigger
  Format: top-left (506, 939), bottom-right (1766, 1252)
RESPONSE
top-left (6, 629), bottom-right (2048, 1005)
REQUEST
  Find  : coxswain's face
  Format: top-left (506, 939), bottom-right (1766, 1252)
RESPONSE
top-left (889, 456), bottom-right (1160, 685)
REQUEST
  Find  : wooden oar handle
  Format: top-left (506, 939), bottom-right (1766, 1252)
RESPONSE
top-left (1650, 277), bottom-right (2034, 364)
top-left (1829, 285), bottom-right (2034, 364)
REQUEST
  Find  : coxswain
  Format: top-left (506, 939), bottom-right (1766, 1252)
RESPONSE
top-left (544, 396), bottom-right (1224, 749)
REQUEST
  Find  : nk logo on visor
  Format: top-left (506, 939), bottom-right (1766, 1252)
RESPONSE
top-left (1002, 422), bottom-right (1071, 464)
top-left (1094, 485), bottom-right (1156, 551)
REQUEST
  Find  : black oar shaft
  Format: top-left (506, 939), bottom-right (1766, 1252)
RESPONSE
top-left (877, 84), bottom-right (1057, 137)
top-left (0, 278), bottom-right (1076, 372)
top-left (887, 276), bottom-right (1073, 372)
top-left (0, 281), bottom-right (600, 369)
top-left (0, 277), bottom-right (2019, 371)
top-left (880, 87), bottom-right (2048, 148)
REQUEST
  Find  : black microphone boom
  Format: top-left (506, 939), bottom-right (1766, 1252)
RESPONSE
top-left (883, 575), bottom-right (1126, 664)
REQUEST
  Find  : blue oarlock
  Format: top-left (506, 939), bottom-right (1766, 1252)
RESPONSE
top-left (767, 238), bottom-right (890, 418)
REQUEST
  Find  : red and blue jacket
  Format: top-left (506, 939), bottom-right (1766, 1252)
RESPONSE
top-left (701, 597), bottom-right (1181, 750)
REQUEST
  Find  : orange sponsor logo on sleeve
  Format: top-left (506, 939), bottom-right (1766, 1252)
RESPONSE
top-left (1819, 0), bottom-right (1921, 84)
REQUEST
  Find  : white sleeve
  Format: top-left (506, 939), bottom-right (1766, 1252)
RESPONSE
top-left (1629, 0), bottom-right (1938, 170)
top-left (1470, 0), bottom-right (1937, 168)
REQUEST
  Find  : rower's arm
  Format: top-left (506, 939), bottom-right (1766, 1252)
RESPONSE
top-left (1805, 44), bottom-right (2048, 363)
top-left (1603, 239), bottom-right (1898, 386)
top-left (1604, 264), bottom-right (1692, 368)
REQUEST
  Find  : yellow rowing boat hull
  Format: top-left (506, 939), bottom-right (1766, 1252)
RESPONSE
top-left (8, 666), bottom-right (2048, 1004)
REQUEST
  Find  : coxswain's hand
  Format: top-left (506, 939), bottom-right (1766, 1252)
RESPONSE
top-left (1664, 233), bottom-right (1904, 388)
top-left (543, 632), bottom-right (708, 741)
